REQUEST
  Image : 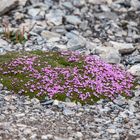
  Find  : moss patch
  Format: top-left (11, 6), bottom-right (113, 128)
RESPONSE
top-left (0, 50), bottom-right (137, 105)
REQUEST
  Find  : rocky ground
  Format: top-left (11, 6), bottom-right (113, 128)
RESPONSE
top-left (0, 0), bottom-right (140, 139)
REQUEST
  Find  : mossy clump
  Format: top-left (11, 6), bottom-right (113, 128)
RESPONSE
top-left (0, 50), bottom-right (137, 105)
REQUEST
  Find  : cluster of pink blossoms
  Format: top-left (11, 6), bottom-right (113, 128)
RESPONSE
top-left (1, 51), bottom-right (135, 103)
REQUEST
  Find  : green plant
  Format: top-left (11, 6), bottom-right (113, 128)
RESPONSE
top-left (0, 50), bottom-right (137, 105)
top-left (1, 17), bottom-right (29, 44)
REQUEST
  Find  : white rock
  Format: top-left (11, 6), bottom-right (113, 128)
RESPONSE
top-left (45, 9), bottom-right (64, 26)
top-left (41, 31), bottom-right (61, 42)
top-left (15, 113), bottom-right (25, 117)
top-left (0, 0), bottom-right (18, 16)
top-left (4, 95), bottom-right (13, 101)
top-left (88, 0), bottom-right (112, 5)
top-left (109, 41), bottom-right (135, 54)
top-left (53, 100), bottom-right (59, 106)
top-left (41, 134), bottom-right (54, 140)
top-left (74, 132), bottom-right (83, 138)
top-left (128, 64), bottom-right (140, 77)
top-left (18, 0), bottom-right (28, 6)
top-left (30, 134), bottom-right (37, 139)
top-left (0, 47), bottom-right (6, 55)
top-left (31, 98), bottom-right (40, 105)
top-left (93, 46), bottom-right (121, 64)
top-left (131, 0), bottom-right (140, 10)
top-left (73, 0), bottom-right (85, 7)
top-left (28, 8), bottom-right (40, 18)
top-left (63, 108), bottom-right (75, 116)
top-left (23, 128), bottom-right (32, 135)
top-left (14, 12), bottom-right (24, 20)
top-left (65, 15), bottom-right (81, 25)
top-left (107, 128), bottom-right (116, 134)
top-left (54, 44), bottom-right (67, 50)
top-left (0, 39), bottom-right (8, 47)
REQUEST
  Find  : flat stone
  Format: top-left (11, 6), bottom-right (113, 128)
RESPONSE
top-left (74, 132), bottom-right (83, 138)
top-left (0, 0), bottom-right (18, 16)
top-left (92, 46), bottom-right (121, 64)
top-left (131, 0), bottom-right (140, 10)
top-left (67, 36), bottom-right (86, 50)
top-left (53, 100), bottom-right (59, 106)
top-left (28, 8), bottom-right (40, 18)
top-left (15, 113), bottom-right (25, 117)
top-left (65, 15), bottom-right (81, 25)
top-left (40, 99), bottom-right (54, 106)
top-left (73, 0), bottom-right (85, 8)
top-left (128, 55), bottom-right (140, 64)
top-left (18, 0), bottom-right (28, 6)
top-left (107, 128), bottom-right (116, 134)
top-left (31, 98), bottom-right (40, 105)
top-left (23, 128), bottom-right (32, 135)
top-left (128, 64), bottom-right (140, 77)
top-left (4, 95), bottom-right (13, 101)
top-left (94, 12), bottom-right (118, 20)
top-left (88, 0), bottom-right (106, 4)
top-left (41, 31), bottom-right (61, 42)
top-left (41, 134), bottom-right (54, 140)
top-left (62, 2), bottom-right (73, 10)
top-left (110, 41), bottom-right (135, 54)
top-left (45, 9), bottom-right (64, 26)
top-left (0, 39), bottom-right (9, 47)
top-left (30, 134), bottom-right (37, 139)
top-left (63, 108), bottom-right (75, 116)
top-left (0, 47), bottom-right (6, 55)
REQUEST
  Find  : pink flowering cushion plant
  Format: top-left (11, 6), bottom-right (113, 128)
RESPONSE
top-left (0, 50), bottom-right (136, 104)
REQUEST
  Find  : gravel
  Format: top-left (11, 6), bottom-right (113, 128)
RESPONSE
top-left (0, 0), bottom-right (140, 139)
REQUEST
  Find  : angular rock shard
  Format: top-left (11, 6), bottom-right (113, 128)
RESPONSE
top-left (0, 0), bottom-right (19, 16)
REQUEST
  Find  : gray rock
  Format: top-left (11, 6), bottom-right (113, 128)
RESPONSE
top-left (88, 0), bottom-right (106, 4)
top-left (100, 5), bottom-right (111, 12)
top-left (41, 134), bottom-right (54, 140)
top-left (45, 9), bottom-right (64, 26)
top-left (23, 128), bottom-right (32, 135)
top-left (73, 0), bottom-right (85, 8)
top-left (30, 0), bottom-right (40, 4)
top-left (18, 0), bottom-right (28, 6)
top-left (136, 45), bottom-right (140, 52)
top-left (130, 0), bottom-right (140, 10)
top-left (62, 2), bottom-right (73, 10)
top-left (134, 90), bottom-right (140, 97)
top-left (128, 55), bottom-right (140, 64)
top-left (91, 46), bottom-right (121, 64)
top-left (107, 128), bottom-right (116, 134)
top-left (94, 12), bottom-right (118, 21)
top-left (28, 8), bottom-right (40, 18)
top-left (74, 132), bottom-right (83, 138)
top-left (65, 15), bottom-right (81, 25)
top-left (0, 39), bottom-right (9, 48)
top-left (40, 99), bottom-right (54, 106)
top-left (0, 83), bottom-right (3, 91)
top-left (109, 41), bottom-right (135, 54)
top-left (41, 31), bottom-right (61, 42)
top-left (0, 0), bottom-right (18, 16)
top-left (30, 134), bottom-right (37, 139)
top-left (67, 36), bottom-right (86, 50)
top-left (0, 47), bottom-right (6, 55)
top-left (128, 64), bottom-right (140, 77)
top-left (63, 108), bottom-right (75, 116)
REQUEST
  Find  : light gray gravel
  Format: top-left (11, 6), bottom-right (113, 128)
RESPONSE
top-left (0, 0), bottom-right (140, 139)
